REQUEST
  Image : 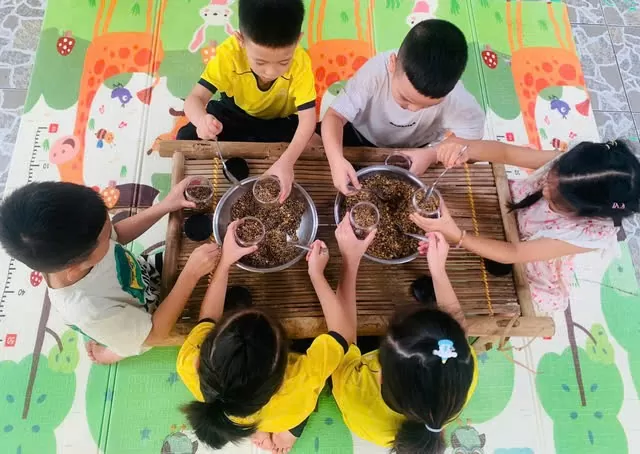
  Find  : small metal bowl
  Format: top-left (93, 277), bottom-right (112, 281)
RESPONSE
top-left (334, 165), bottom-right (427, 265)
top-left (213, 178), bottom-right (319, 273)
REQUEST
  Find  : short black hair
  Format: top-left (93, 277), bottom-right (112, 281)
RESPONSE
top-left (238, 0), bottom-right (304, 47)
top-left (397, 19), bottom-right (469, 99)
top-left (0, 182), bottom-right (107, 273)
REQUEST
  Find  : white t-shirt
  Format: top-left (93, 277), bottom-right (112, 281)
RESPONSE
top-left (48, 233), bottom-right (161, 357)
top-left (330, 51), bottom-right (485, 147)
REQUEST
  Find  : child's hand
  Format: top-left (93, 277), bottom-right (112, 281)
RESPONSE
top-left (306, 240), bottom-right (330, 278)
top-left (335, 215), bottom-right (376, 265)
top-left (409, 200), bottom-right (463, 244)
top-left (403, 148), bottom-right (437, 176)
top-left (161, 176), bottom-right (197, 212)
top-left (196, 114), bottom-right (222, 140)
top-left (265, 159), bottom-right (294, 202)
top-left (220, 220), bottom-right (258, 267)
top-left (418, 232), bottom-right (449, 275)
top-left (183, 243), bottom-right (221, 280)
top-left (436, 136), bottom-right (469, 168)
top-left (329, 157), bottom-right (360, 195)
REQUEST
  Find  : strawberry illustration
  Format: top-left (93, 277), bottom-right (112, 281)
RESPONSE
top-left (101, 181), bottom-right (121, 209)
top-left (56, 31), bottom-right (76, 56)
top-left (30, 271), bottom-right (43, 287)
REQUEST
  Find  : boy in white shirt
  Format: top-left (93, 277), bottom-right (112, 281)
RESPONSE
top-left (321, 19), bottom-right (485, 194)
top-left (0, 180), bottom-right (233, 364)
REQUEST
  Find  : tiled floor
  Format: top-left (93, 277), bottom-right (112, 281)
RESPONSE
top-left (1, 0), bottom-right (640, 181)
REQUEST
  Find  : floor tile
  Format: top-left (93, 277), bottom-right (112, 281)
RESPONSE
top-left (593, 110), bottom-right (640, 140)
top-left (602, 0), bottom-right (640, 26)
top-left (566, 0), bottom-right (605, 24)
top-left (609, 26), bottom-right (640, 110)
top-left (572, 24), bottom-right (630, 111)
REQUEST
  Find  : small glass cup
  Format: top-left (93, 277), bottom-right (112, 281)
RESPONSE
top-left (349, 201), bottom-right (380, 239)
top-left (234, 216), bottom-right (266, 247)
top-left (384, 152), bottom-right (412, 170)
top-left (184, 177), bottom-right (214, 212)
top-left (412, 188), bottom-right (442, 219)
top-left (252, 175), bottom-right (282, 206)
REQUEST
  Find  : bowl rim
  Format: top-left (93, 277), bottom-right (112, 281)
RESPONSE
top-left (213, 177), bottom-right (319, 273)
top-left (334, 165), bottom-right (427, 265)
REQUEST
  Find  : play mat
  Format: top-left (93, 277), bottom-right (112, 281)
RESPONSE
top-left (1, 0), bottom-right (639, 453)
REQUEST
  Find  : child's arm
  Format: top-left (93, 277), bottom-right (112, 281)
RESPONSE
top-left (438, 136), bottom-right (560, 170)
top-left (114, 177), bottom-right (195, 245)
top-left (411, 202), bottom-right (593, 264)
top-left (424, 232), bottom-right (466, 330)
top-left (183, 84), bottom-right (222, 140)
top-left (144, 243), bottom-right (220, 346)
top-left (198, 221), bottom-right (257, 321)
top-left (266, 107), bottom-right (317, 202)
top-left (322, 108), bottom-right (361, 195)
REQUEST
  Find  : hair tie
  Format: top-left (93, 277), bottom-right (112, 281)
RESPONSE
top-left (424, 423), bottom-right (443, 433)
top-left (612, 202), bottom-right (626, 210)
top-left (433, 339), bottom-right (458, 364)
top-left (605, 140), bottom-right (618, 150)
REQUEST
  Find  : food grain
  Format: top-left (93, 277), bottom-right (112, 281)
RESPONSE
top-left (231, 190), bottom-right (305, 267)
top-left (253, 178), bottom-right (281, 203)
top-left (341, 174), bottom-right (423, 260)
top-left (185, 185), bottom-right (213, 212)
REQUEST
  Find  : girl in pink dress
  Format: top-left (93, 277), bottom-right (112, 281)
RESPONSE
top-left (411, 139), bottom-right (640, 312)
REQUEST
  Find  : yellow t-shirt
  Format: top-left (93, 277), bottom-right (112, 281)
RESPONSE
top-left (177, 321), bottom-right (345, 433)
top-left (331, 344), bottom-right (479, 447)
top-left (198, 36), bottom-right (316, 120)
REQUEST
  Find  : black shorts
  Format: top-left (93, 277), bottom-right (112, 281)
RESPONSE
top-left (314, 121), bottom-right (376, 147)
top-left (177, 95), bottom-right (301, 142)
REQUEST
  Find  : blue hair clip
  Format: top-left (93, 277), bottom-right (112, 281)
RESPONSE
top-left (433, 339), bottom-right (458, 364)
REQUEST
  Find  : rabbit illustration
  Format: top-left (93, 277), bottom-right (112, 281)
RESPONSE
top-left (406, 0), bottom-right (439, 27)
top-left (189, 0), bottom-right (235, 52)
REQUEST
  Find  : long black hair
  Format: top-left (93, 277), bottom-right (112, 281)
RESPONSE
top-left (182, 309), bottom-right (288, 449)
top-left (379, 308), bottom-right (475, 454)
top-left (508, 140), bottom-right (640, 225)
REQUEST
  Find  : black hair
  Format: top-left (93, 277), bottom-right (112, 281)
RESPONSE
top-left (508, 140), bottom-right (640, 226)
top-left (183, 309), bottom-right (289, 449)
top-left (397, 19), bottom-right (468, 99)
top-left (379, 308), bottom-right (474, 454)
top-left (238, 0), bottom-right (304, 48)
top-left (0, 182), bottom-right (107, 273)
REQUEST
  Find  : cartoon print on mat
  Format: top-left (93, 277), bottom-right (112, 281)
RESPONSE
top-left (449, 423), bottom-right (486, 454)
top-left (505, 0), bottom-right (586, 149)
top-left (161, 430), bottom-right (198, 454)
top-left (111, 82), bottom-right (133, 107)
top-left (307, 0), bottom-right (375, 118)
top-left (189, 0), bottom-right (235, 52)
top-left (147, 107), bottom-right (190, 155)
top-left (406, 0), bottom-right (439, 27)
top-left (49, 0), bottom-right (169, 185)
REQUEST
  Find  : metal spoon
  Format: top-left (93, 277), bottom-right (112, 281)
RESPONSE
top-left (403, 232), bottom-right (430, 242)
top-left (424, 145), bottom-right (468, 201)
top-left (213, 138), bottom-right (240, 186)
top-left (286, 234), bottom-right (328, 254)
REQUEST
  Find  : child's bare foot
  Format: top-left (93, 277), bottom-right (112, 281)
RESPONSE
top-left (270, 431), bottom-right (297, 454)
top-left (251, 431), bottom-right (273, 451)
top-left (84, 341), bottom-right (123, 364)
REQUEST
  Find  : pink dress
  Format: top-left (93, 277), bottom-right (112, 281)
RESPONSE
top-left (509, 159), bottom-right (618, 313)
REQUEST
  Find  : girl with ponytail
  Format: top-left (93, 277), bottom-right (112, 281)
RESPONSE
top-left (177, 218), bottom-right (373, 452)
top-left (412, 137), bottom-right (640, 312)
top-left (332, 231), bottom-right (478, 454)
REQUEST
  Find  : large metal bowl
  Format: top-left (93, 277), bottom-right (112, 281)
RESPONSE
top-left (334, 165), bottom-right (427, 265)
top-left (213, 178), bottom-right (319, 273)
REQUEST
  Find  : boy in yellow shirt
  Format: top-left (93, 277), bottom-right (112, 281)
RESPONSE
top-left (176, 218), bottom-right (375, 453)
top-left (331, 231), bottom-right (478, 453)
top-left (179, 0), bottom-right (317, 201)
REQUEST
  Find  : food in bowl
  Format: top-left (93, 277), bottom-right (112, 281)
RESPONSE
top-left (230, 191), bottom-right (305, 267)
top-left (340, 174), bottom-right (424, 260)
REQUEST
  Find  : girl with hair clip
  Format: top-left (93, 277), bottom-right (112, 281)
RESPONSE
top-left (176, 218), bottom-right (375, 453)
top-left (331, 228), bottom-right (478, 454)
top-left (411, 138), bottom-right (640, 312)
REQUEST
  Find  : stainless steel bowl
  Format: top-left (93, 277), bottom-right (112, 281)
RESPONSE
top-left (213, 178), bottom-right (319, 273)
top-left (334, 165), bottom-right (427, 265)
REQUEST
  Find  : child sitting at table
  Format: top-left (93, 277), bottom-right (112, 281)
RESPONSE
top-left (331, 229), bottom-right (477, 453)
top-left (412, 138), bottom-right (640, 312)
top-left (177, 219), bottom-right (374, 453)
top-left (0, 179), bottom-right (221, 364)
top-left (179, 0), bottom-right (317, 201)
top-left (321, 19), bottom-right (485, 195)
